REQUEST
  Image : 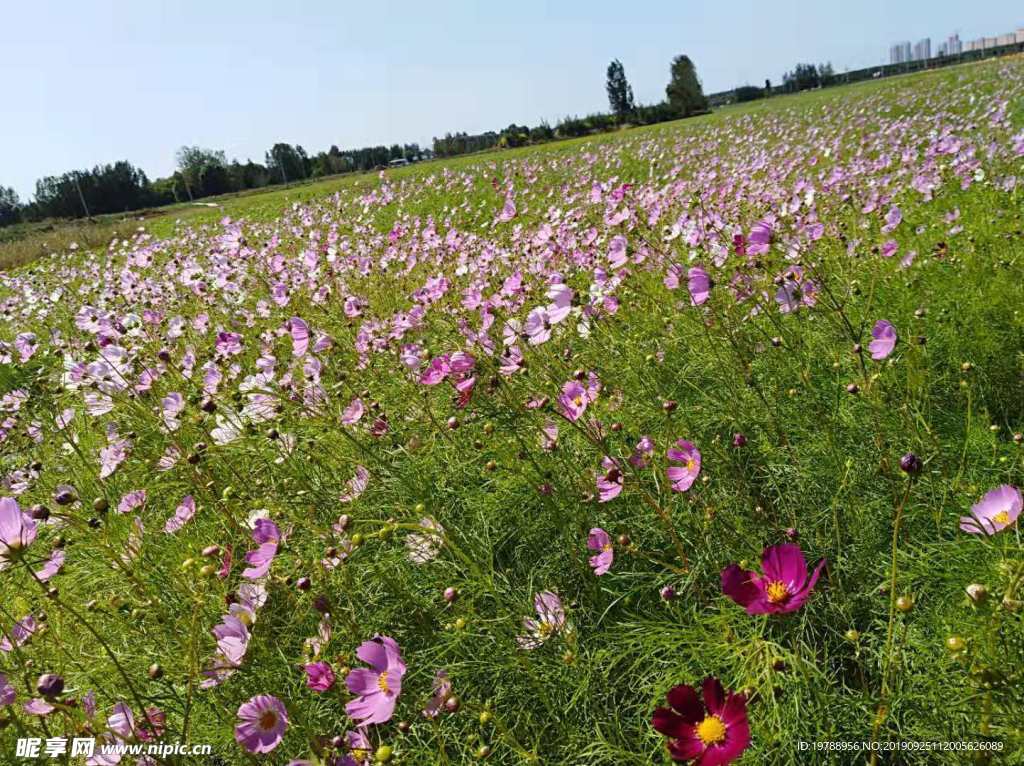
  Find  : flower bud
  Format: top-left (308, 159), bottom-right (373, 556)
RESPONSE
top-left (36, 673), bottom-right (64, 697)
top-left (899, 452), bottom-right (922, 475)
top-left (966, 584), bottom-right (988, 604)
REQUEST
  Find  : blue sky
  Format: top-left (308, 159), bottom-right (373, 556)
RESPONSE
top-left (2, 1), bottom-right (1020, 199)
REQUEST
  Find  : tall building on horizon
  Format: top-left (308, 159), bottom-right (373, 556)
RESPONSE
top-left (890, 40), bottom-right (912, 64)
top-left (913, 38), bottom-right (931, 61)
top-left (947, 33), bottom-right (962, 55)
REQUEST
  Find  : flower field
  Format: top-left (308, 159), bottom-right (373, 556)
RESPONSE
top-left (1, 58), bottom-right (1024, 765)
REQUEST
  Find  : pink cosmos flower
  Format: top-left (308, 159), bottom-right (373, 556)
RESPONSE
top-left (0, 615), bottom-right (37, 652)
top-left (721, 543), bottom-right (826, 615)
top-left (629, 436), bottom-right (655, 468)
top-left (868, 320), bottom-right (897, 360)
top-left (0, 673), bottom-right (14, 706)
top-left (496, 196), bottom-right (517, 222)
top-left (340, 466), bottom-right (370, 503)
top-left (14, 333), bottom-right (37, 363)
top-left (215, 332), bottom-right (243, 357)
top-left (161, 392), bottom-right (185, 431)
top-left (235, 694), bottom-right (288, 754)
top-left (23, 698), bottom-right (54, 716)
top-left (289, 317), bottom-right (310, 357)
top-left (117, 490), bottom-right (146, 514)
top-left (608, 234), bottom-right (628, 269)
top-left (345, 636), bottom-right (406, 725)
top-left (524, 306), bottom-right (554, 345)
top-left (406, 517), bottom-right (444, 563)
top-left (774, 267), bottom-right (818, 313)
top-left (557, 380), bottom-right (593, 422)
top-left (164, 495), bottom-right (196, 534)
top-left (304, 661), bottom-right (336, 692)
top-left (518, 591), bottom-right (566, 649)
top-left (340, 729), bottom-right (372, 766)
top-left (342, 398), bottom-right (365, 425)
top-left (35, 549), bottom-right (65, 582)
top-left (422, 669), bottom-right (452, 718)
top-left (587, 528), bottom-right (614, 575)
top-left (596, 458), bottom-right (624, 503)
top-left (667, 441), bottom-right (701, 492)
top-left (545, 283), bottom-right (573, 324)
top-left (747, 218), bottom-right (773, 255)
top-left (419, 355), bottom-right (451, 385)
top-left (959, 485), bottom-right (1022, 535)
top-left (0, 496), bottom-right (37, 568)
top-left (687, 266), bottom-right (711, 306)
top-left (664, 263), bottom-right (685, 290)
top-left (882, 204), bottom-right (902, 233)
top-left (652, 678), bottom-right (751, 765)
top-left (242, 519), bottom-right (281, 579)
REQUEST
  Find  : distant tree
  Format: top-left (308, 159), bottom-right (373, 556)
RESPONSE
top-left (665, 55), bottom-right (708, 117)
top-left (265, 144), bottom-right (307, 183)
top-left (818, 62), bottom-right (835, 87)
top-left (765, 78), bottom-right (772, 92)
top-left (529, 121), bottom-right (554, 142)
top-left (29, 161), bottom-right (153, 220)
top-left (175, 146), bottom-right (228, 199)
top-left (0, 186), bottom-right (21, 227)
top-left (606, 59), bottom-right (636, 121)
top-left (782, 63), bottom-right (820, 92)
top-left (735, 85), bottom-right (764, 103)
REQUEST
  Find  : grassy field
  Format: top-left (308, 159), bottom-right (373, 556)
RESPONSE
top-left (1, 57), bottom-right (1023, 766)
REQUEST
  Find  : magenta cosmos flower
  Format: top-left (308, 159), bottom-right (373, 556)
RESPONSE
top-left (721, 543), bottom-right (826, 615)
top-left (345, 636), bottom-right (406, 725)
top-left (0, 497), bottom-right (37, 569)
top-left (596, 458), bottom-right (624, 503)
top-left (587, 528), bottom-right (614, 575)
top-left (652, 678), bottom-right (751, 765)
top-left (868, 320), bottom-right (897, 360)
top-left (959, 485), bottom-right (1022, 535)
top-left (667, 441), bottom-right (701, 492)
top-left (304, 661), bottom-right (336, 692)
top-left (235, 694), bottom-right (288, 754)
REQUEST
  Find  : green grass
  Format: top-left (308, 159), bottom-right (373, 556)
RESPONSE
top-left (0, 56), bottom-right (1023, 766)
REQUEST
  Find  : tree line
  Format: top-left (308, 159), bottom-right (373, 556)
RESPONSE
top-left (1, 53), bottom-right (708, 227)
top-left (433, 54), bottom-right (708, 158)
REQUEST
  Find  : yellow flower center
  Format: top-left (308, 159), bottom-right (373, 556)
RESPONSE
top-left (696, 715), bottom-right (727, 745)
top-left (602, 543), bottom-right (613, 553)
top-left (258, 710), bottom-right (278, 731)
top-left (377, 671), bottom-right (390, 694)
top-left (686, 459), bottom-right (696, 471)
top-left (766, 580), bottom-right (789, 603)
top-left (573, 395), bottom-right (584, 407)
top-left (993, 511), bottom-right (1010, 525)
top-left (538, 621), bottom-right (556, 637)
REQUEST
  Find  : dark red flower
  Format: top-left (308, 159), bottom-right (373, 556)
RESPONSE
top-left (652, 678), bottom-right (750, 764)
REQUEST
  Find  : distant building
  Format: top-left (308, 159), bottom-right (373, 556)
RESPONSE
top-left (890, 40), bottom-right (912, 64)
top-left (937, 41), bottom-right (948, 57)
top-left (947, 33), bottom-right (962, 55)
top-left (995, 33), bottom-right (1015, 47)
top-left (1017, 28), bottom-right (1024, 43)
top-left (913, 38), bottom-right (931, 61)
